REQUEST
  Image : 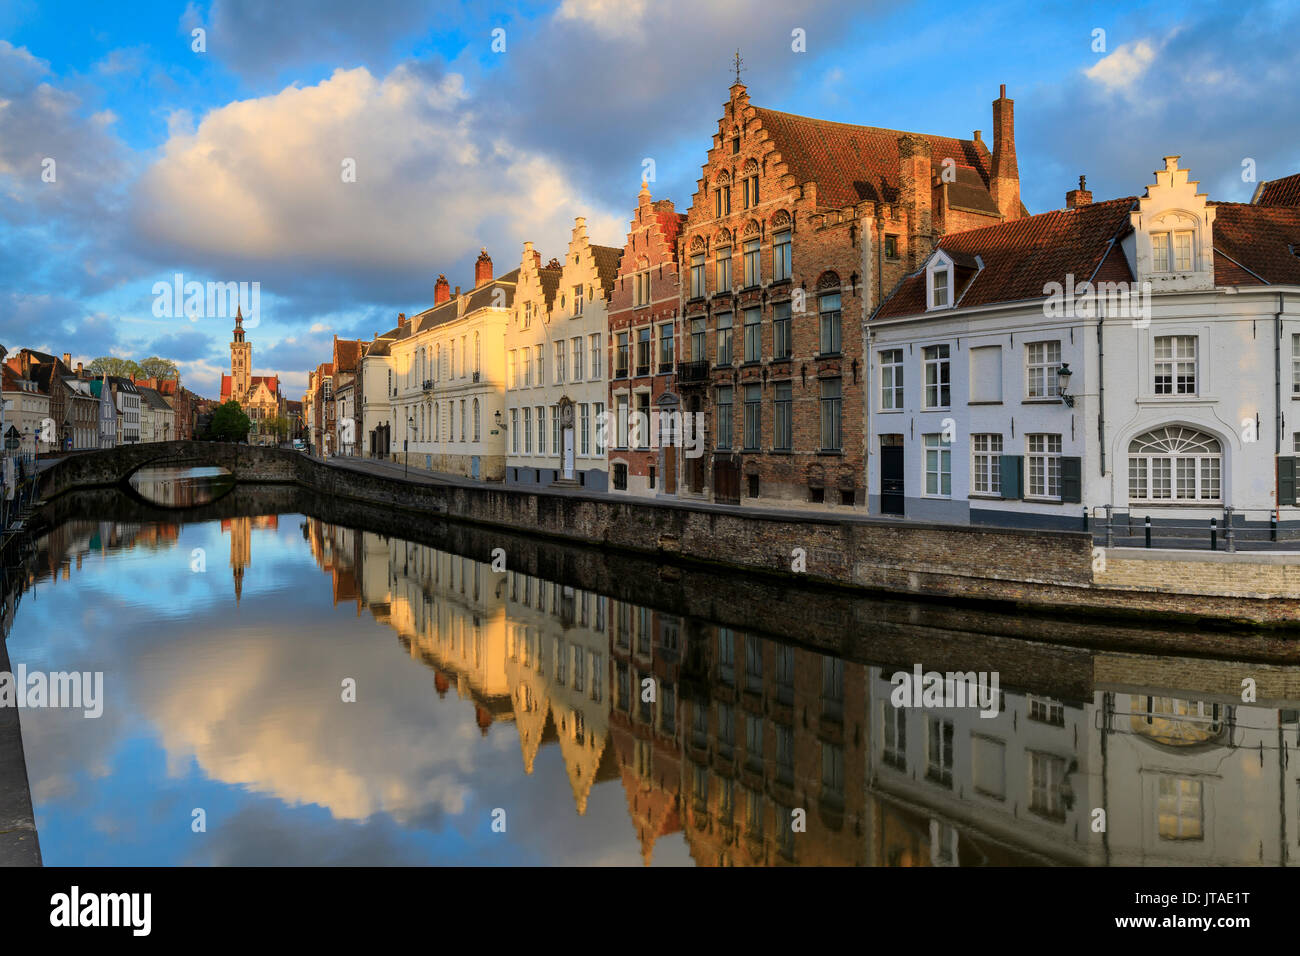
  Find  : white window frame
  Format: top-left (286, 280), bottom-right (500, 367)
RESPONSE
top-left (971, 433), bottom-right (1002, 495)
top-left (923, 344), bottom-right (951, 409)
top-left (1025, 340), bottom-right (1061, 399)
top-left (880, 349), bottom-right (903, 410)
top-left (923, 433), bottom-right (952, 498)
top-left (926, 252), bottom-right (954, 310)
top-left (1026, 433), bottom-right (1063, 500)
top-left (1153, 335), bottom-right (1197, 396)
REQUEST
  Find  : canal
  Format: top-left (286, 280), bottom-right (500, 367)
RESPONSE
top-left (4, 466), bottom-right (1298, 866)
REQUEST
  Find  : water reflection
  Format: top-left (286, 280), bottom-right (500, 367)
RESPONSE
top-left (129, 465), bottom-right (234, 507)
top-left (7, 491), bottom-right (1300, 865)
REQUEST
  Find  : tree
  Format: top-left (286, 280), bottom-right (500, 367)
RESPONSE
top-left (209, 400), bottom-right (251, 443)
top-left (265, 415), bottom-right (291, 442)
top-left (88, 356), bottom-right (143, 379)
top-left (138, 356), bottom-right (179, 381)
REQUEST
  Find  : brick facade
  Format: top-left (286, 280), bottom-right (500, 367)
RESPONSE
top-left (674, 82), bottom-right (1020, 508)
top-left (606, 182), bottom-right (685, 495)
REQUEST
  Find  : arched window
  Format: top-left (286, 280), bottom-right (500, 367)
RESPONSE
top-left (473, 399), bottom-right (480, 441)
top-left (460, 400), bottom-right (467, 440)
top-left (474, 333), bottom-right (481, 374)
top-left (1128, 426), bottom-right (1222, 502)
top-left (434, 402), bottom-right (439, 441)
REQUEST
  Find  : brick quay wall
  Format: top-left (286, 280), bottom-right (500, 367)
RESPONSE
top-left (32, 442), bottom-right (1300, 629)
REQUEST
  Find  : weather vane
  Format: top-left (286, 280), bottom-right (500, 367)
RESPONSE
top-left (733, 49), bottom-right (745, 84)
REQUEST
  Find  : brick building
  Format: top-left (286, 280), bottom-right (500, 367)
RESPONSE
top-left (606, 182), bottom-right (686, 496)
top-left (675, 80), bottom-right (1023, 507)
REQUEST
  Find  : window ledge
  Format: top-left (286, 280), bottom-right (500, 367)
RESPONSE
top-left (1021, 398), bottom-right (1064, 405)
top-left (1024, 496), bottom-right (1065, 504)
top-left (1138, 395), bottom-right (1215, 404)
top-left (968, 401), bottom-right (1003, 406)
top-left (921, 407), bottom-right (952, 413)
top-left (876, 408), bottom-right (904, 414)
top-left (817, 450), bottom-right (845, 456)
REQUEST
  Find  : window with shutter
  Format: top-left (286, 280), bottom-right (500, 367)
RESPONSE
top-left (999, 455), bottom-right (1024, 499)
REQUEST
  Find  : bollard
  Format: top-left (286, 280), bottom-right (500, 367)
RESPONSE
top-left (1210, 517), bottom-right (1217, 551)
top-left (1225, 506), bottom-right (1236, 553)
top-left (1272, 511), bottom-right (1278, 543)
top-left (1105, 504), bottom-right (1114, 549)
top-left (1083, 507), bottom-right (1089, 532)
top-left (1144, 515), bottom-right (1152, 549)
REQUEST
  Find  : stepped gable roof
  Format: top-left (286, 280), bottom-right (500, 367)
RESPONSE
top-left (875, 197), bottom-right (1137, 318)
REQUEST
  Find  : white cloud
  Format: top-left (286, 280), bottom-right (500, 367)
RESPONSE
top-left (554, 0), bottom-right (650, 38)
top-left (1085, 38), bottom-right (1157, 92)
top-left (131, 64), bottom-right (623, 280)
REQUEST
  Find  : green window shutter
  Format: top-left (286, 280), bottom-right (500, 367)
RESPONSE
top-left (999, 455), bottom-right (1023, 499)
top-left (1060, 456), bottom-right (1082, 503)
top-left (1280, 457), bottom-right (1297, 507)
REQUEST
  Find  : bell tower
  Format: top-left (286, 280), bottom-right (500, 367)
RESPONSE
top-left (231, 306), bottom-right (251, 401)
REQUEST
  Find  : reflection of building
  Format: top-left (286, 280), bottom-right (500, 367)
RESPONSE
top-left (866, 664), bottom-right (1299, 866)
top-left (222, 515), bottom-right (278, 603)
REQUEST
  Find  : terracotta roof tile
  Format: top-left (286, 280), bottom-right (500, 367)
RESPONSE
top-left (1254, 173), bottom-right (1300, 207)
top-left (751, 106), bottom-right (993, 209)
top-left (1209, 202), bottom-right (1300, 285)
top-left (875, 197), bottom-right (1137, 318)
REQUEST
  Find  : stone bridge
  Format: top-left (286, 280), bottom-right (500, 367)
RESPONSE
top-left (37, 441), bottom-right (303, 501)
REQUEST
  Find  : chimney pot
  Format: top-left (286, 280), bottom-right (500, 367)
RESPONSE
top-left (475, 248), bottom-right (493, 287)
top-left (434, 273), bottom-right (451, 304)
top-left (62, 352), bottom-right (71, 366)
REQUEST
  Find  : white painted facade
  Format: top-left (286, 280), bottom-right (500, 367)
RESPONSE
top-left (868, 157), bottom-right (1300, 535)
top-left (505, 222), bottom-right (613, 490)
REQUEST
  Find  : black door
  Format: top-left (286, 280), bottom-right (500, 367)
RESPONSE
top-left (880, 438), bottom-right (904, 515)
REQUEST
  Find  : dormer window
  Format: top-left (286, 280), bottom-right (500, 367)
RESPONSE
top-left (926, 252), bottom-right (954, 310)
top-left (1151, 230), bottom-right (1195, 272)
top-left (932, 269), bottom-right (949, 308)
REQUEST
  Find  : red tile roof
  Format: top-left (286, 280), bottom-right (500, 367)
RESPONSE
top-left (751, 106), bottom-right (995, 210)
top-left (1253, 173), bottom-right (1300, 207)
top-left (1207, 202), bottom-right (1300, 285)
top-left (874, 198), bottom-right (1137, 318)
top-left (220, 374), bottom-right (280, 401)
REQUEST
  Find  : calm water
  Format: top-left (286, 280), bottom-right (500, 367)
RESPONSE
top-left (5, 469), bottom-right (1299, 866)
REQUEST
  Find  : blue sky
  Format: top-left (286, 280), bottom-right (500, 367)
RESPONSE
top-left (2, 0), bottom-right (1297, 399)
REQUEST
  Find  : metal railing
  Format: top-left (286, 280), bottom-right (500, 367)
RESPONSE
top-left (1091, 505), bottom-right (1300, 551)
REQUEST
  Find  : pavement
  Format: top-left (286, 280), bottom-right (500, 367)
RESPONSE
top-left (0, 629), bottom-right (41, 866)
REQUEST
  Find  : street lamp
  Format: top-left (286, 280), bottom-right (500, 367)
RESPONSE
top-left (1057, 363), bottom-right (1075, 408)
top-left (405, 414), bottom-right (414, 478)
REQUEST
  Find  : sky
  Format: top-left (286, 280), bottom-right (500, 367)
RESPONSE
top-left (2, 0), bottom-right (1297, 400)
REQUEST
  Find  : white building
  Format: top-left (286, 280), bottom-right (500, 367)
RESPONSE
top-left (505, 223), bottom-right (620, 489)
top-left (389, 251), bottom-right (514, 479)
top-left (868, 157), bottom-right (1300, 537)
top-left (1, 366), bottom-right (50, 458)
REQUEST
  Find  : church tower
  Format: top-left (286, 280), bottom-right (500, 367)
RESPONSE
top-left (231, 306), bottom-right (251, 402)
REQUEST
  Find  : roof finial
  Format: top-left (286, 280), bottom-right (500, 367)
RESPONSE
top-left (1079, 174), bottom-right (1087, 190)
top-left (732, 49), bottom-right (745, 85)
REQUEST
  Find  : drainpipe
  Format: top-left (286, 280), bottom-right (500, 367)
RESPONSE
top-left (863, 215), bottom-right (875, 507)
top-left (1276, 292), bottom-right (1285, 458)
top-left (1096, 315), bottom-right (1106, 478)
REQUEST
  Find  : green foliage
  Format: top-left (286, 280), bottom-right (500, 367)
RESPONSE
top-left (209, 400), bottom-right (251, 442)
top-left (88, 356), bottom-right (143, 379)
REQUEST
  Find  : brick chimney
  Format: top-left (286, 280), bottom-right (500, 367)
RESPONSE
top-left (990, 84), bottom-right (1020, 221)
top-left (1066, 175), bottom-right (1093, 209)
top-left (434, 274), bottom-right (450, 304)
top-left (475, 248), bottom-right (493, 287)
top-left (76, 362), bottom-right (83, 376)
top-left (62, 352), bottom-right (71, 367)
top-left (398, 312), bottom-right (407, 328)
top-left (898, 133), bottom-right (933, 264)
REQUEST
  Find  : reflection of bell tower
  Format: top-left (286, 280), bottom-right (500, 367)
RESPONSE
top-left (224, 516), bottom-right (252, 604)
top-left (231, 306), bottom-right (251, 402)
